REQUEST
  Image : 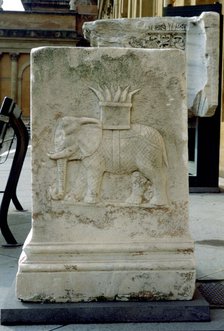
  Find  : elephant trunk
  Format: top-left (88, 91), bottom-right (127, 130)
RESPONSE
top-left (48, 145), bottom-right (79, 160)
top-left (56, 158), bottom-right (67, 198)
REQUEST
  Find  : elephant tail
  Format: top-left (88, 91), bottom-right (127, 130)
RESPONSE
top-left (161, 139), bottom-right (168, 168)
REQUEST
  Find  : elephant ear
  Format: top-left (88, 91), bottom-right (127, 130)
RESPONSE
top-left (77, 119), bottom-right (102, 157)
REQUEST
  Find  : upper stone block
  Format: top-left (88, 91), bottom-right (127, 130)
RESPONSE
top-left (31, 46), bottom-right (189, 212)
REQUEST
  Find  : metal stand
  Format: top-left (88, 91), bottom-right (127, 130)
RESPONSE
top-left (0, 97), bottom-right (29, 246)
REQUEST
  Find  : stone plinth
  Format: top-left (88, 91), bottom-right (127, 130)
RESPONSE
top-left (16, 46), bottom-right (195, 302)
top-left (2, 286), bottom-right (209, 325)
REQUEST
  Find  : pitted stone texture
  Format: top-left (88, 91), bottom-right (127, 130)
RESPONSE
top-left (83, 12), bottom-right (220, 117)
top-left (16, 47), bottom-right (195, 302)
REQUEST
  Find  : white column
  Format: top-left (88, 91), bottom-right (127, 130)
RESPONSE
top-left (127, 0), bottom-right (132, 17)
top-left (155, 0), bottom-right (163, 16)
top-left (10, 53), bottom-right (19, 102)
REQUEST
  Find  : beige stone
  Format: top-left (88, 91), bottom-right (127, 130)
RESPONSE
top-left (16, 46), bottom-right (195, 302)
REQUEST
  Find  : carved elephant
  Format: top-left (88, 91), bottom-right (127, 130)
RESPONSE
top-left (48, 116), bottom-right (169, 206)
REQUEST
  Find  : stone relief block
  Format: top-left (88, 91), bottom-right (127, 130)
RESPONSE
top-left (83, 12), bottom-right (220, 117)
top-left (16, 47), bottom-right (195, 302)
top-left (48, 118), bottom-right (168, 206)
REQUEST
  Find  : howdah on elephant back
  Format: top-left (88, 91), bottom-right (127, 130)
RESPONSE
top-left (48, 116), bottom-right (169, 206)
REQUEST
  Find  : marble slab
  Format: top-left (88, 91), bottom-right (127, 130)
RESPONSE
top-left (16, 46), bottom-right (195, 302)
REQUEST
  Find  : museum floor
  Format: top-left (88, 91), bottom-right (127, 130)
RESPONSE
top-left (0, 146), bottom-right (224, 330)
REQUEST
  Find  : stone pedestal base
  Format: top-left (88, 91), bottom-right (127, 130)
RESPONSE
top-left (17, 240), bottom-right (195, 302)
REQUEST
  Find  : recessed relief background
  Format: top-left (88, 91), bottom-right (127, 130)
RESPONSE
top-left (28, 46), bottom-right (190, 243)
top-left (48, 85), bottom-right (168, 207)
top-left (31, 47), bottom-right (188, 217)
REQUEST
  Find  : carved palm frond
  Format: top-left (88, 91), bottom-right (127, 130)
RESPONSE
top-left (89, 85), bottom-right (140, 103)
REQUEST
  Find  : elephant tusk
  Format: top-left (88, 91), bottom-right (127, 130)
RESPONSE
top-left (47, 151), bottom-right (68, 160)
top-left (47, 152), bottom-right (57, 159)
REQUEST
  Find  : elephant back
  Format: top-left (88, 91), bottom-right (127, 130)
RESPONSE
top-left (134, 124), bottom-right (168, 167)
top-left (124, 124), bottom-right (168, 167)
top-left (119, 123), bottom-right (165, 148)
top-left (101, 123), bottom-right (168, 173)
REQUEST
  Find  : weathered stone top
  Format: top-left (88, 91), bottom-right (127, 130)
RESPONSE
top-left (83, 12), bottom-right (220, 117)
top-left (84, 17), bottom-right (188, 50)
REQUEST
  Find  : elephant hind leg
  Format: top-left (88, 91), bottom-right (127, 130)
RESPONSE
top-left (150, 170), bottom-right (168, 206)
top-left (126, 171), bottom-right (147, 205)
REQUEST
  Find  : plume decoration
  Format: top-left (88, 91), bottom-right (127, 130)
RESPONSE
top-left (89, 85), bottom-right (140, 103)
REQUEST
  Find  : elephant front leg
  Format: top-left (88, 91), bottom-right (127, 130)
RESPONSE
top-left (84, 169), bottom-right (103, 204)
top-left (50, 159), bottom-right (67, 200)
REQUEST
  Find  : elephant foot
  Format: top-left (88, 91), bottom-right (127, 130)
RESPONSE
top-left (64, 192), bottom-right (81, 202)
top-left (126, 194), bottom-right (142, 205)
top-left (150, 195), bottom-right (169, 207)
top-left (84, 195), bottom-right (98, 204)
top-left (49, 187), bottom-right (65, 200)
